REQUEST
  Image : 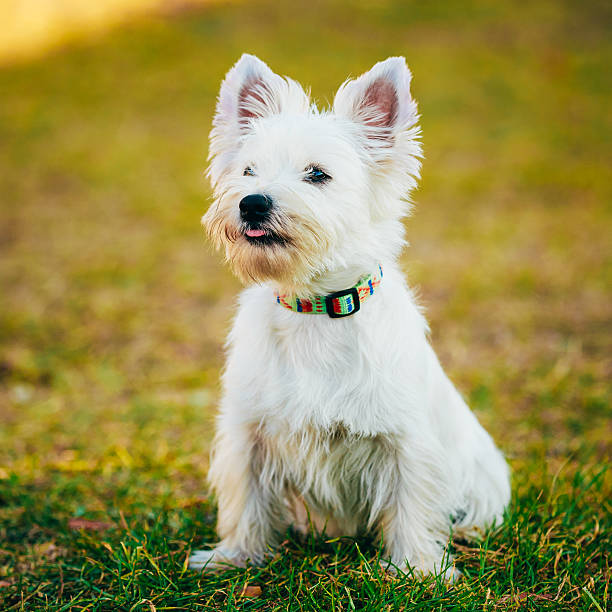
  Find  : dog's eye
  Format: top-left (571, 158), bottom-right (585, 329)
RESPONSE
top-left (304, 166), bottom-right (331, 184)
top-left (243, 167), bottom-right (256, 177)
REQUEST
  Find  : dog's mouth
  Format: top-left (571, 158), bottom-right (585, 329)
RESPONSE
top-left (243, 226), bottom-right (287, 246)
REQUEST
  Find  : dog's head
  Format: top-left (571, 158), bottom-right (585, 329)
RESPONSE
top-left (203, 54), bottom-right (421, 293)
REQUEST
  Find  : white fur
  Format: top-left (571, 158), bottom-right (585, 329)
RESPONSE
top-left (190, 54), bottom-right (511, 579)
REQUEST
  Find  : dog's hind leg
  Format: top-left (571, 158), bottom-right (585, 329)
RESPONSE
top-left (377, 442), bottom-right (460, 581)
top-left (189, 419), bottom-right (288, 571)
top-left (449, 439), bottom-right (511, 540)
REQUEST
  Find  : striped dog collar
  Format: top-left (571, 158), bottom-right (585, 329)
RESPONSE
top-left (275, 265), bottom-right (383, 318)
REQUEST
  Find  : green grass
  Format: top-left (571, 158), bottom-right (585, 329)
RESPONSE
top-left (0, 0), bottom-right (610, 609)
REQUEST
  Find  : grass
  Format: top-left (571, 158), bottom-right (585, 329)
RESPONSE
top-left (0, 0), bottom-right (610, 609)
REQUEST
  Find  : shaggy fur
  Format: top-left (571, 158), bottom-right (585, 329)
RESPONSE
top-left (189, 54), bottom-right (511, 578)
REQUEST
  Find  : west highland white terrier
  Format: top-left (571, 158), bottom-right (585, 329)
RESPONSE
top-left (189, 54), bottom-right (511, 578)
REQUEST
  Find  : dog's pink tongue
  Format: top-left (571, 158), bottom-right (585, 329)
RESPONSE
top-left (246, 229), bottom-right (266, 237)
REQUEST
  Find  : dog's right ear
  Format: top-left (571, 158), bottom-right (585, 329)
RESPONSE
top-left (218, 54), bottom-right (284, 129)
top-left (208, 54), bottom-right (309, 188)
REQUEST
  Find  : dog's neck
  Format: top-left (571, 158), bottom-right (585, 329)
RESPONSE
top-left (275, 260), bottom-right (385, 299)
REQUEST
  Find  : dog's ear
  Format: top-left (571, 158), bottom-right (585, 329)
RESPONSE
top-left (208, 54), bottom-right (309, 187)
top-left (334, 57), bottom-right (421, 217)
top-left (333, 57), bottom-right (419, 156)
top-left (218, 54), bottom-right (284, 128)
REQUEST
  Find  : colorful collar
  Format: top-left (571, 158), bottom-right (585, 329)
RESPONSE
top-left (275, 265), bottom-right (383, 318)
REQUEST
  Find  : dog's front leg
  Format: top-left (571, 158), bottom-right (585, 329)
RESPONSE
top-left (379, 444), bottom-right (459, 580)
top-left (189, 420), bottom-right (286, 571)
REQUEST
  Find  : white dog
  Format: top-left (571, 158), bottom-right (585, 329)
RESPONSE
top-left (189, 54), bottom-right (511, 578)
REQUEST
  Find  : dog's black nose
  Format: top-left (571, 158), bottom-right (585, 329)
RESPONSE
top-left (239, 194), bottom-right (272, 224)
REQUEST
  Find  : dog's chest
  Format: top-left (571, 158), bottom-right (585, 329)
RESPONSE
top-left (260, 316), bottom-right (409, 435)
top-left (227, 284), bottom-right (428, 436)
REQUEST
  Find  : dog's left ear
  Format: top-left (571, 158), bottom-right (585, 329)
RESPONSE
top-left (333, 57), bottom-right (419, 156)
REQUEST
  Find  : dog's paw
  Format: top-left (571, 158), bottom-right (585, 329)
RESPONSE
top-left (188, 547), bottom-right (246, 572)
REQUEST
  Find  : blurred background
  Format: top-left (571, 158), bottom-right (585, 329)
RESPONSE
top-left (0, 0), bottom-right (610, 516)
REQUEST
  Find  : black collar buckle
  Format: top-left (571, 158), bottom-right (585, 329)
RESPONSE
top-left (325, 287), bottom-right (361, 318)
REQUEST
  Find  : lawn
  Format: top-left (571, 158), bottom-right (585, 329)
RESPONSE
top-left (0, 0), bottom-right (610, 609)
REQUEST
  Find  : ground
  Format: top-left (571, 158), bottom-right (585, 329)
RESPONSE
top-left (0, 0), bottom-right (610, 609)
